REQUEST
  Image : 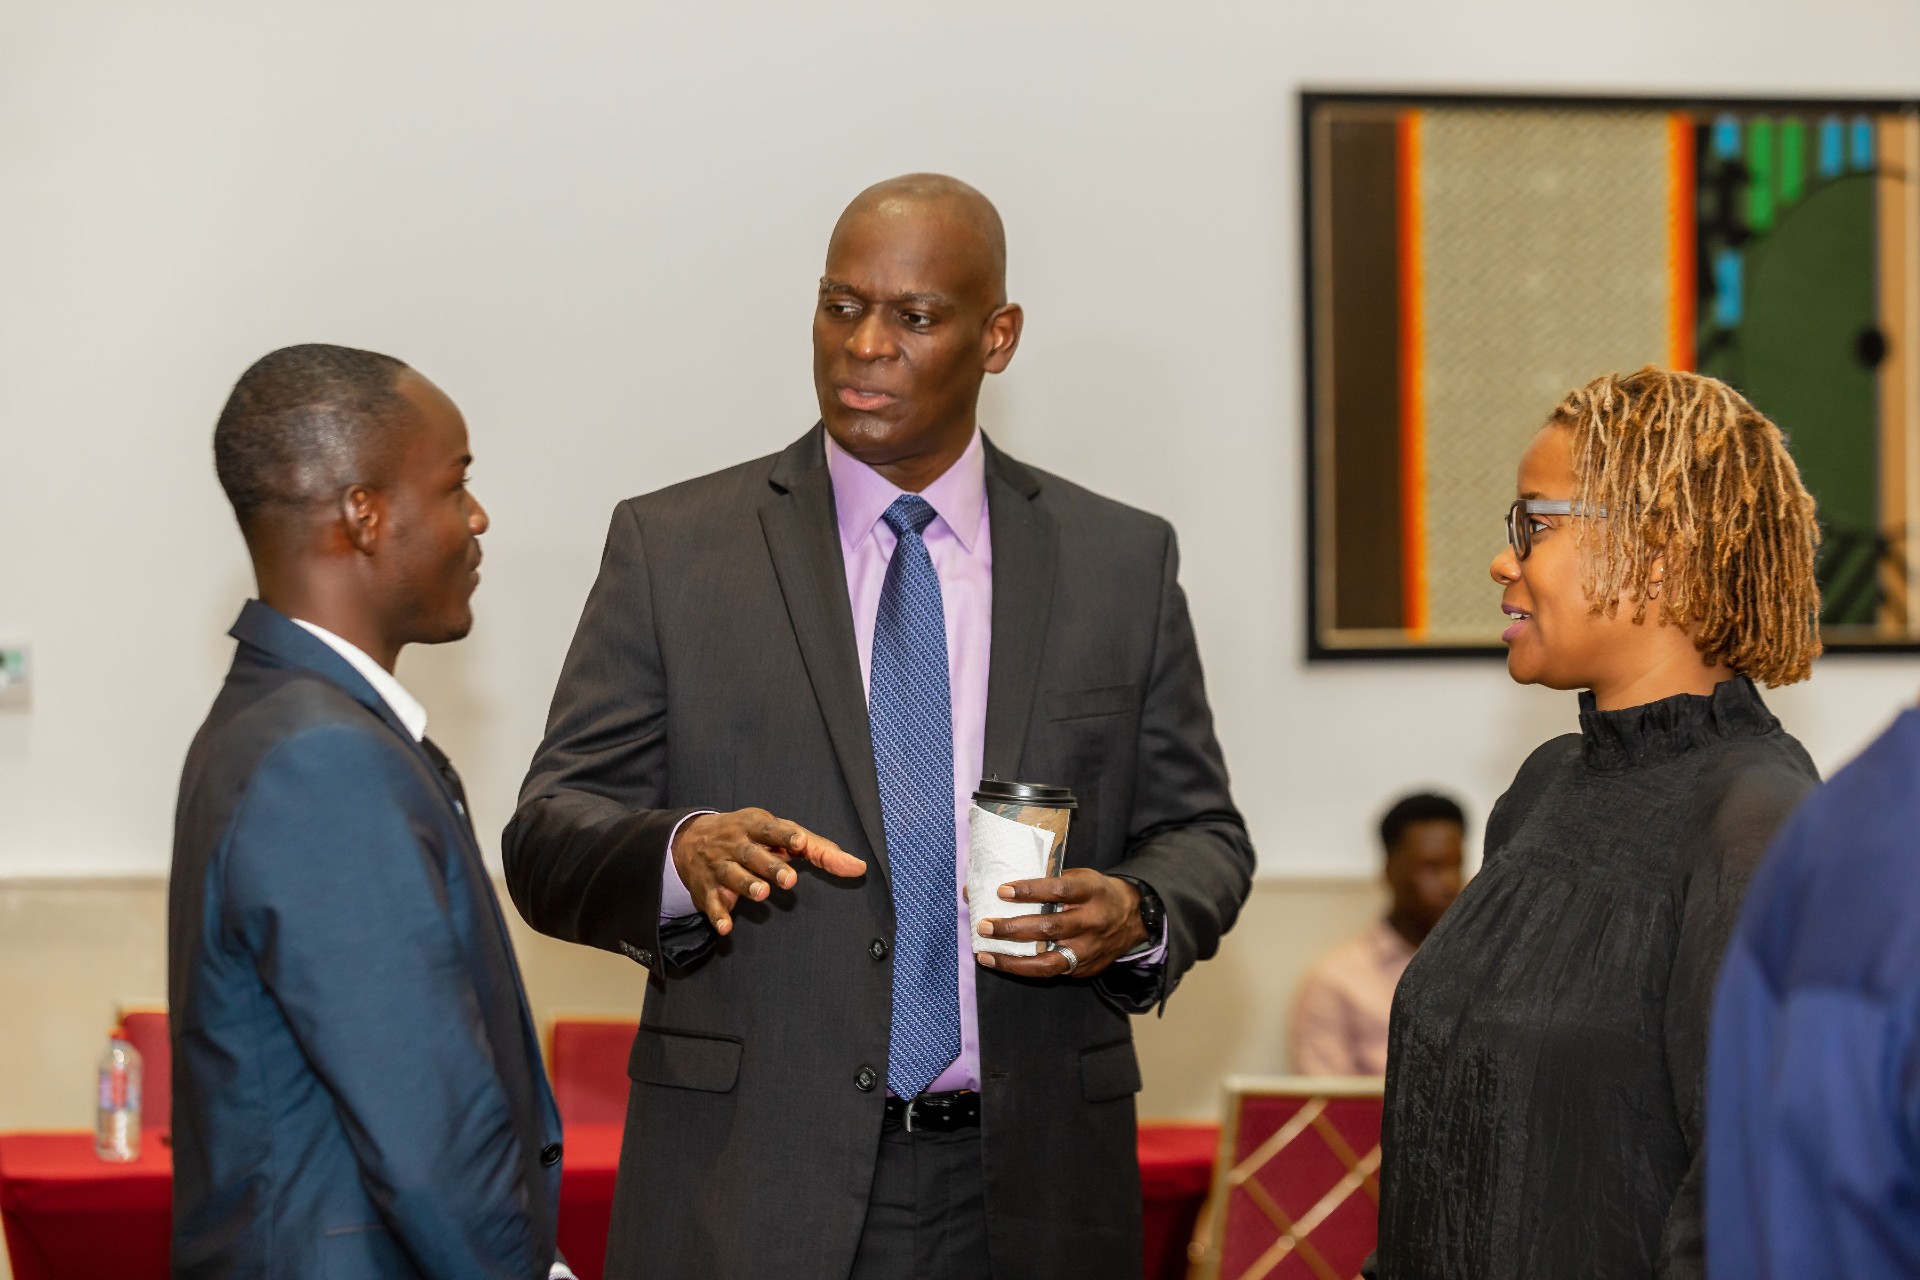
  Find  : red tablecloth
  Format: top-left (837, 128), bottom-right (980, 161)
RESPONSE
top-left (1138, 1123), bottom-right (1220, 1280)
top-left (2, 1122), bottom-right (1217, 1280)
top-left (0, 1134), bottom-right (173, 1280)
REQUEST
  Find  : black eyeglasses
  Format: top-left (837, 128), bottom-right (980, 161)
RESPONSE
top-left (1506, 499), bottom-right (1605, 560)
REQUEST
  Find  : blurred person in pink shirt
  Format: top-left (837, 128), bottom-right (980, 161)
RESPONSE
top-left (1289, 794), bottom-right (1465, 1076)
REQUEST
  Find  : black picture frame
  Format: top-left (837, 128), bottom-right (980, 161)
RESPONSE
top-left (1300, 88), bottom-right (1920, 661)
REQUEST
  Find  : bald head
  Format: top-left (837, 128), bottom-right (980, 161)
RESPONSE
top-left (813, 173), bottom-right (1023, 492)
top-left (829, 173), bottom-right (1007, 306)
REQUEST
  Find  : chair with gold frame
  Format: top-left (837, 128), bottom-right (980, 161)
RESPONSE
top-left (1187, 1075), bottom-right (1383, 1280)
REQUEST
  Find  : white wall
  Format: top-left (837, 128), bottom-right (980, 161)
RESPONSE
top-left (3, 0), bottom-right (1919, 880)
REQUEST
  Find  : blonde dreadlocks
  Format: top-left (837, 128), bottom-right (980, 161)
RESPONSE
top-left (1548, 367), bottom-right (1822, 687)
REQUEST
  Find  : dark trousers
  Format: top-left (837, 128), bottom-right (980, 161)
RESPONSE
top-left (848, 1123), bottom-right (991, 1280)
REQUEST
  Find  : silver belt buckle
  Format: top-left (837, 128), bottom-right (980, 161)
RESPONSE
top-left (903, 1097), bottom-right (919, 1133)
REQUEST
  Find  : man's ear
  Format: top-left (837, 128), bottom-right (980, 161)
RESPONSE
top-left (982, 302), bottom-right (1024, 374)
top-left (340, 484), bottom-right (384, 556)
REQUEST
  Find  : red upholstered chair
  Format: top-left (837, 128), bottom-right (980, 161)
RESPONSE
top-left (548, 1017), bottom-right (640, 1128)
top-left (1191, 1076), bottom-right (1383, 1280)
top-left (116, 1004), bottom-right (172, 1138)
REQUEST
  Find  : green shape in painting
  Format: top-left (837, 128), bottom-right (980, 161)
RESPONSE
top-left (1748, 117), bottom-right (1776, 232)
top-left (1779, 118), bottom-right (1805, 205)
top-left (1739, 175), bottom-right (1879, 625)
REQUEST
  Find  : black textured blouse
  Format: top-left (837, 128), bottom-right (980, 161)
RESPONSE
top-left (1375, 677), bottom-right (1818, 1280)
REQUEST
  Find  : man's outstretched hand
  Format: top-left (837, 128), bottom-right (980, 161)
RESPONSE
top-left (671, 808), bottom-right (866, 935)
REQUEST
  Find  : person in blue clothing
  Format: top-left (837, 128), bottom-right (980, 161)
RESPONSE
top-left (170, 345), bottom-right (571, 1279)
top-left (1708, 707), bottom-right (1920, 1277)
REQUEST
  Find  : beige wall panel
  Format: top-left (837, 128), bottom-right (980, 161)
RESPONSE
top-left (1419, 109), bottom-right (1674, 640)
top-left (0, 878), bottom-right (1385, 1141)
top-left (0, 879), bottom-right (172, 1132)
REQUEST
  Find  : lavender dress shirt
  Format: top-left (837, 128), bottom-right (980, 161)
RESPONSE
top-left (662, 428), bottom-right (1161, 1093)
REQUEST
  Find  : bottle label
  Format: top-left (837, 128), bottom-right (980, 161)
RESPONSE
top-left (97, 1070), bottom-right (139, 1112)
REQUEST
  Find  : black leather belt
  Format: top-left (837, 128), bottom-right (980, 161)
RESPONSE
top-left (884, 1090), bottom-right (981, 1132)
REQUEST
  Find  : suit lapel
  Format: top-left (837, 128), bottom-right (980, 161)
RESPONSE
top-left (982, 439), bottom-right (1055, 785)
top-left (234, 604), bottom-right (482, 852)
top-left (759, 430), bottom-right (891, 872)
top-left (230, 600), bottom-right (415, 746)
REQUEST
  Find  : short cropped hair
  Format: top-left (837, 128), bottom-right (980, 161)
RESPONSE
top-left (213, 344), bottom-right (411, 536)
top-left (1379, 793), bottom-right (1466, 857)
top-left (1550, 367), bottom-right (1822, 686)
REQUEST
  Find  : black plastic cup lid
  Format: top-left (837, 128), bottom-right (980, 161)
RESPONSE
top-left (973, 778), bottom-right (1078, 809)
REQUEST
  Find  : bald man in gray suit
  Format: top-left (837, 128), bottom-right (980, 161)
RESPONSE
top-left (506, 176), bottom-right (1253, 1280)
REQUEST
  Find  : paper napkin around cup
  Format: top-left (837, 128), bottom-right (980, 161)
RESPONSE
top-left (967, 803), bottom-right (1058, 957)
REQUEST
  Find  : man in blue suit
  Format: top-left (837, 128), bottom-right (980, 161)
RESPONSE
top-left (1707, 704), bottom-right (1920, 1277)
top-left (169, 344), bottom-right (567, 1279)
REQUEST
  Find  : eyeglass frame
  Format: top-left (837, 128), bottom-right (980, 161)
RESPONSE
top-left (1505, 498), bottom-right (1607, 560)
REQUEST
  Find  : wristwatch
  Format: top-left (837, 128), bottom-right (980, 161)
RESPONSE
top-left (1114, 874), bottom-right (1165, 943)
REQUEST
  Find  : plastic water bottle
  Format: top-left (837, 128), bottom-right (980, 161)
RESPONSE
top-left (94, 1032), bottom-right (142, 1162)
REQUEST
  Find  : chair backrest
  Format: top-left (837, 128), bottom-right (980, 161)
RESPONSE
top-left (548, 1016), bottom-right (640, 1127)
top-left (117, 1004), bottom-right (172, 1136)
top-left (1195, 1075), bottom-right (1383, 1280)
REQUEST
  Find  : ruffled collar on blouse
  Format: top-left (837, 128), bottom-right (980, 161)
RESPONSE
top-left (1578, 674), bottom-right (1778, 771)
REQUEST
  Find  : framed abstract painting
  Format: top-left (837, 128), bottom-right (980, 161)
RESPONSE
top-left (1302, 91), bottom-right (1920, 657)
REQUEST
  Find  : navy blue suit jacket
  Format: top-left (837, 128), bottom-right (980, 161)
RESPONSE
top-left (168, 601), bottom-right (562, 1279)
top-left (1708, 708), bottom-right (1920, 1278)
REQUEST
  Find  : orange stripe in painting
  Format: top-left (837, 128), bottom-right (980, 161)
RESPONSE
top-left (1395, 111), bottom-right (1427, 638)
top-left (1667, 114), bottom-right (1697, 370)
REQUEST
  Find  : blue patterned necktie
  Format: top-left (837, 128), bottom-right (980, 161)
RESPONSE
top-left (869, 494), bottom-right (961, 1098)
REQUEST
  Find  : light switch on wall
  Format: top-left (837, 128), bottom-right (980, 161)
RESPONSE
top-left (0, 644), bottom-right (30, 711)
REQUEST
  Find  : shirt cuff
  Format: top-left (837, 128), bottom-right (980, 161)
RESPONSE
top-left (1118, 916), bottom-right (1169, 967)
top-left (658, 810), bottom-right (717, 922)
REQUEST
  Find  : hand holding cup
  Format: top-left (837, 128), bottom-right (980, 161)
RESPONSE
top-left (976, 869), bottom-right (1147, 978)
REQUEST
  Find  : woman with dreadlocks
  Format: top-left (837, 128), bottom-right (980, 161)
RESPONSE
top-left (1371, 368), bottom-right (1823, 1280)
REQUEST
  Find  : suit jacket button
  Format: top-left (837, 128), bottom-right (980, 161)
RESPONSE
top-left (868, 938), bottom-right (887, 961)
top-left (540, 1142), bottom-right (563, 1167)
top-left (636, 947), bottom-right (654, 966)
top-left (854, 1065), bottom-right (877, 1092)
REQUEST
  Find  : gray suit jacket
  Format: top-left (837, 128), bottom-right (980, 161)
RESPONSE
top-left (504, 427), bottom-right (1253, 1280)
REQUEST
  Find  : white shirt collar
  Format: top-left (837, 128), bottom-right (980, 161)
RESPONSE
top-left (291, 619), bottom-right (429, 743)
